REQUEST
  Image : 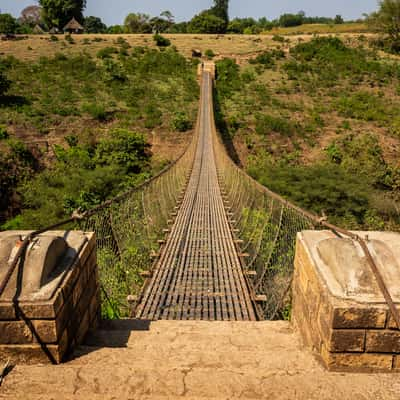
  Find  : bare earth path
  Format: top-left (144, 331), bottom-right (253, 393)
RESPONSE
top-left (1, 321), bottom-right (399, 399)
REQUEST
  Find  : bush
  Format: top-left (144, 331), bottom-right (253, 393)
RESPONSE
top-left (215, 58), bottom-right (241, 98)
top-left (144, 104), bottom-right (162, 128)
top-left (153, 34), bottom-right (171, 47)
top-left (255, 113), bottom-right (300, 137)
top-left (249, 49), bottom-right (285, 68)
top-left (94, 129), bottom-right (151, 174)
top-left (335, 91), bottom-right (388, 122)
top-left (205, 49), bottom-right (215, 59)
top-left (97, 46), bottom-right (119, 59)
top-left (248, 161), bottom-right (372, 226)
top-left (171, 111), bottom-right (192, 132)
top-left (0, 70), bottom-right (10, 97)
top-left (82, 103), bottom-right (109, 121)
top-left (272, 35), bottom-right (285, 43)
top-left (64, 34), bottom-right (75, 44)
top-left (49, 34), bottom-right (59, 42)
top-left (0, 126), bottom-right (9, 140)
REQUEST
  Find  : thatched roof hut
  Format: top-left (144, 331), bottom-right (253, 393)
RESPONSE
top-left (63, 17), bottom-right (84, 34)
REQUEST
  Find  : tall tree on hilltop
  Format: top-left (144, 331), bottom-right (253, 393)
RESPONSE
top-left (39, 0), bottom-right (86, 29)
top-left (20, 5), bottom-right (43, 26)
top-left (211, 0), bottom-right (229, 25)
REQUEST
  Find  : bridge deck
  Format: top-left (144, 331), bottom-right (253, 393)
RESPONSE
top-left (136, 73), bottom-right (256, 321)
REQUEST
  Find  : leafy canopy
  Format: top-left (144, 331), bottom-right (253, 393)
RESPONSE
top-left (84, 16), bottom-right (107, 33)
top-left (367, 0), bottom-right (400, 50)
top-left (188, 11), bottom-right (226, 34)
top-left (39, 0), bottom-right (86, 29)
top-left (0, 13), bottom-right (18, 34)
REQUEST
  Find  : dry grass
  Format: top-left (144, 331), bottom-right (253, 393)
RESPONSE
top-left (0, 31), bottom-right (376, 63)
top-left (268, 23), bottom-right (368, 35)
top-left (0, 34), bottom-right (279, 62)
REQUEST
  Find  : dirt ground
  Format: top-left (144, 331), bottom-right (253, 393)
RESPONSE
top-left (1, 321), bottom-right (399, 400)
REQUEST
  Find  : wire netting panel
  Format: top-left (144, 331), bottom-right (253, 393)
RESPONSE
top-left (210, 104), bottom-right (315, 320)
top-left (80, 124), bottom-right (198, 317)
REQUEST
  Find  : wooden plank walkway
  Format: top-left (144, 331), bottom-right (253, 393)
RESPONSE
top-left (136, 72), bottom-right (256, 321)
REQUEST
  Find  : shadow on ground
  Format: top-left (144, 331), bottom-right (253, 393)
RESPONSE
top-left (70, 319), bottom-right (152, 361)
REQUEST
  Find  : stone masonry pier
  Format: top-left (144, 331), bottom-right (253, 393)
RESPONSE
top-left (0, 231), bottom-right (100, 364)
top-left (293, 230), bottom-right (400, 372)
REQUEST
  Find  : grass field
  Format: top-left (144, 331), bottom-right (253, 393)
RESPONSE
top-left (268, 23), bottom-right (368, 35)
top-left (0, 31), bottom-right (375, 62)
top-left (214, 36), bottom-right (400, 230)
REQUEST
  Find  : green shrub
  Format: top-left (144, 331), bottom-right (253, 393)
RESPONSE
top-left (205, 49), bottom-right (215, 59)
top-left (171, 111), bottom-right (192, 132)
top-left (272, 35), bottom-right (285, 42)
top-left (64, 34), bottom-right (75, 44)
top-left (97, 46), bottom-right (118, 59)
top-left (153, 34), bottom-right (171, 47)
top-left (102, 59), bottom-right (127, 82)
top-left (0, 126), bottom-right (9, 140)
top-left (249, 49), bottom-right (285, 68)
top-left (49, 34), bottom-right (59, 42)
top-left (0, 69), bottom-right (10, 97)
top-left (144, 104), bottom-right (162, 128)
top-left (255, 113), bottom-right (300, 137)
top-left (286, 37), bottom-right (400, 87)
top-left (215, 58), bottom-right (241, 98)
top-left (94, 129), bottom-right (151, 174)
top-left (248, 161), bottom-right (371, 226)
top-left (82, 103), bottom-right (109, 121)
top-left (335, 91), bottom-right (388, 122)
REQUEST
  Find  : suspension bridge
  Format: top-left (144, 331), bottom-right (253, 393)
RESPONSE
top-left (71, 62), bottom-right (316, 322)
top-left (2, 62), bottom-right (400, 399)
top-left (136, 71), bottom-right (255, 321)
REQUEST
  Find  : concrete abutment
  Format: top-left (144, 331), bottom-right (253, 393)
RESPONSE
top-left (0, 231), bottom-right (100, 364)
top-left (292, 230), bottom-right (400, 372)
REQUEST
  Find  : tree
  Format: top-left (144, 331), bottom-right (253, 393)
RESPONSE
top-left (211, 0), bottom-right (229, 26)
top-left (334, 14), bottom-right (344, 24)
top-left (124, 13), bottom-right (152, 33)
top-left (20, 5), bottom-right (42, 26)
top-left (152, 10), bottom-right (175, 33)
top-left (367, 0), bottom-right (400, 47)
top-left (39, 0), bottom-right (86, 29)
top-left (149, 17), bottom-right (171, 33)
top-left (84, 16), bottom-right (107, 33)
top-left (160, 10), bottom-right (174, 24)
top-left (107, 25), bottom-right (125, 34)
top-left (278, 13), bottom-right (304, 27)
top-left (0, 13), bottom-right (18, 34)
top-left (188, 11), bottom-right (226, 34)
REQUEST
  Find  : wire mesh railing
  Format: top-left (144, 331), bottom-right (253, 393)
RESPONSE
top-left (78, 116), bottom-right (199, 317)
top-left (209, 82), bottom-right (318, 320)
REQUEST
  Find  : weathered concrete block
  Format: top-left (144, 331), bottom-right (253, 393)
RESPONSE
top-left (366, 331), bottom-right (400, 353)
top-left (293, 230), bottom-right (400, 372)
top-left (321, 346), bottom-right (394, 372)
top-left (329, 330), bottom-right (366, 353)
top-left (0, 321), bottom-right (33, 344)
top-left (0, 231), bottom-right (99, 364)
top-left (332, 307), bottom-right (387, 329)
